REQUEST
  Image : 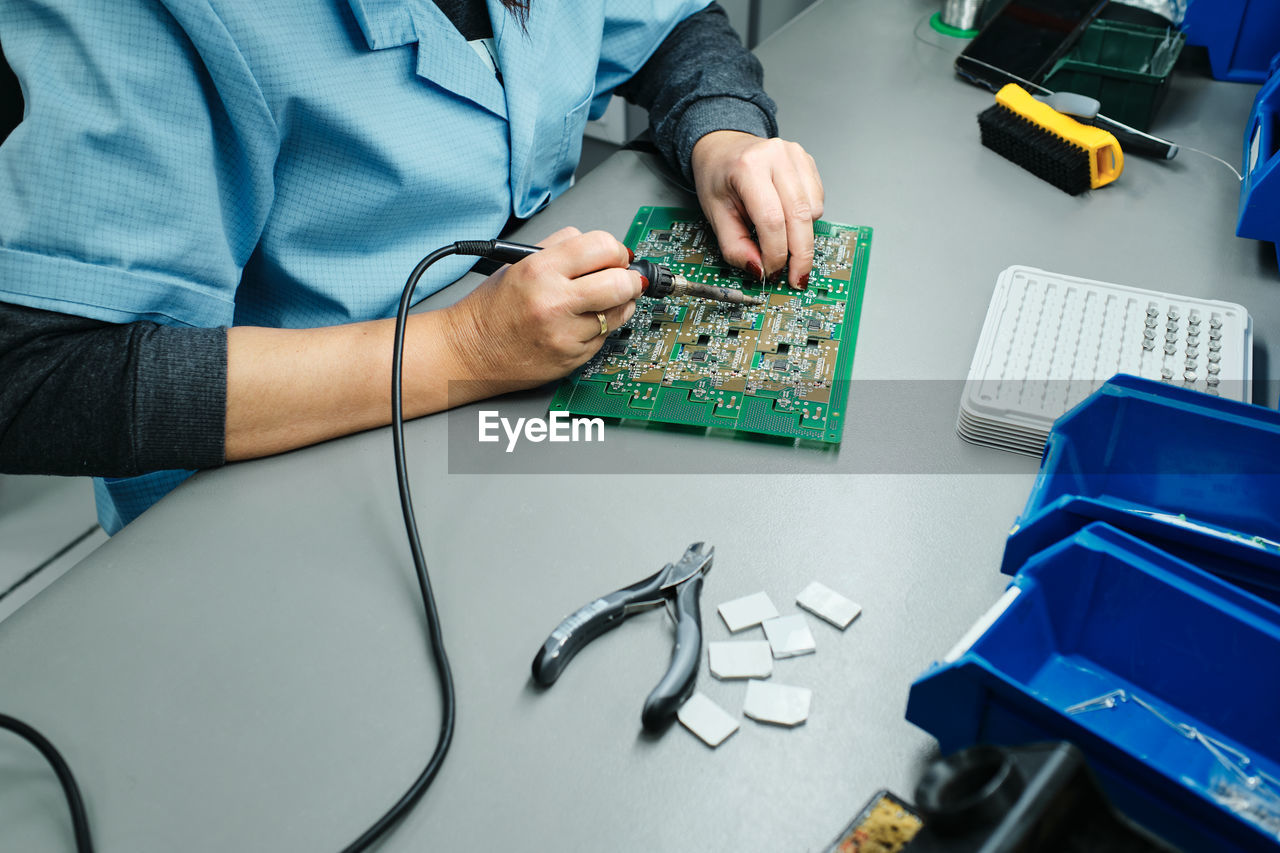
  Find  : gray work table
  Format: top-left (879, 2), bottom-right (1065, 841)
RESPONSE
top-left (1, 2), bottom-right (1272, 850)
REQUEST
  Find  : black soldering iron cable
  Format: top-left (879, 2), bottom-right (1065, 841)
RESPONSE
top-left (344, 239), bottom-right (539, 852)
top-left (0, 713), bottom-right (94, 853)
top-left (339, 244), bottom-right (462, 853)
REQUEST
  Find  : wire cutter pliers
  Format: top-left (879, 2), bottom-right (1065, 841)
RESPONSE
top-left (531, 542), bottom-right (714, 731)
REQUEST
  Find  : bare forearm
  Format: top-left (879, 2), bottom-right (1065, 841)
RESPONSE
top-left (225, 309), bottom-right (496, 461)
top-left (0, 300), bottom-right (474, 473)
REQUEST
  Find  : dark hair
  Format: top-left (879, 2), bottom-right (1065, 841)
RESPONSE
top-left (500, 0), bottom-right (530, 26)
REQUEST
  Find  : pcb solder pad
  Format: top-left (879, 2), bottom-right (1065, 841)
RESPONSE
top-left (549, 207), bottom-right (872, 443)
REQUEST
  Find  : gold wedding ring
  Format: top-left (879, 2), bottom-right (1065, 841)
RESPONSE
top-left (596, 312), bottom-right (608, 337)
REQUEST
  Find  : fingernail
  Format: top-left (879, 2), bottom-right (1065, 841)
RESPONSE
top-left (795, 273), bottom-right (810, 291)
top-left (745, 261), bottom-right (763, 282)
top-left (767, 268), bottom-right (784, 284)
top-left (626, 247), bottom-right (635, 263)
top-left (637, 275), bottom-right (649, 291)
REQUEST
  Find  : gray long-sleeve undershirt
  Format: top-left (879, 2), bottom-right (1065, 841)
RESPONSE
top-left (0, 2), bottom-right (776, 477)
top-left (0, 303), bottom-right (226, 476)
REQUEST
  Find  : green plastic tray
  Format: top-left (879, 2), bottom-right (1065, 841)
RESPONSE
top-left (1045, 20), bottom-right (1186, 132)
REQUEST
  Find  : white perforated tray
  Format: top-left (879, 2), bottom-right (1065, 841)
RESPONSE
top-left (959, 266), bottom-right (1253, 456)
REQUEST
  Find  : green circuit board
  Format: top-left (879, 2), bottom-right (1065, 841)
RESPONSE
top-left (549, 206), bottom-right (872, 443)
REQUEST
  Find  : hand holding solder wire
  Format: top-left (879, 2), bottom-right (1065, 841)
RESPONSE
top-left (690, 130), bottom-right (825, 290)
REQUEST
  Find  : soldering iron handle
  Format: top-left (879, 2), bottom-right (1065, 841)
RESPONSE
top-left (628, 259), bottom-right (672, 298)
top-left (453, 239), bottom-right (542, 265)
top-left (640, 572), bottom-right (704, 731)
top-left (530, 568), bottom-right (667, 687)
top-left (455, 241), bottom-right (677, 295)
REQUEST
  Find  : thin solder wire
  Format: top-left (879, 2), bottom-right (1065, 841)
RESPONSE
top-left (1067, 689), bottom-right (1280, 792)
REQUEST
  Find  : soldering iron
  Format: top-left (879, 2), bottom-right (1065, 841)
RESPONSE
top-left (470, 239), bottom-right (765, 305)
top-left (626, 258), bottom-right (764, 305)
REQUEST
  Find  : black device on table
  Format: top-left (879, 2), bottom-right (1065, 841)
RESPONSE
top-left (954, 0), bottom-right (1109, 91)
top-left (955, 0), bottom-right (1178, 160)
top-left (826, 742), bottom-right (1178, 852)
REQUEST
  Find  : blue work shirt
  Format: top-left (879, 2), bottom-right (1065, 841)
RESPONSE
top-left (0, 0), bottom-right (710, 532)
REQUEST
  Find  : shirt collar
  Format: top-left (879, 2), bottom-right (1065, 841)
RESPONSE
top-left (344, 0), bottom-right (553, 214)
top-left (346, 0), bottom-right (417, 49)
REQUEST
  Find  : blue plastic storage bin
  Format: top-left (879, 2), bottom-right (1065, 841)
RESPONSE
top-left (1003, 374), bottom-right (1280, 602)
top-left (1003, 493), bottom-right (1280, 604)
top-left (907, 523), bottom-right (1280, 852)
top-left (1024, 373), bottom-right (1280, 547)
top-left (1182, 0), bottom-right (1280, 83)
top-left (1238, 52), bottom-right (1280, 264)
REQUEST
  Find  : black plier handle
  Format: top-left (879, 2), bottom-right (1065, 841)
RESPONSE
top-left (642, 568), bottom-right (704, 729)
top-left (531, 542), bottom-right (713, 731)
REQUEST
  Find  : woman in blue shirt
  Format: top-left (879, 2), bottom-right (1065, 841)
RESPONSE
top-left (0, 0), bottom-right (824, 531)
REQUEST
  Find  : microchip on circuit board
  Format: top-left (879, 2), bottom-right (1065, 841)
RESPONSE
top-left (549, 206), bottom-right (872, 443)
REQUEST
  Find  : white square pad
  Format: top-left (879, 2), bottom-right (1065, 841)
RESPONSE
top-left (708, 641), bottom-right (774, 679)
top-left (677, 692), bottom-right (740, 747)
top-left (718, 591), bottom-right (779, 632)
top-left (796, 581), bottom-right (862, 629)
top-left (761, 614), bottom-right (816, 658)
top-left (742, 680), bottom-right (811, 727)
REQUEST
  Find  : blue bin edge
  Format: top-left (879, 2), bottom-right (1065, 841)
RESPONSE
top-left (908, 522), bottom-right (1280, 852)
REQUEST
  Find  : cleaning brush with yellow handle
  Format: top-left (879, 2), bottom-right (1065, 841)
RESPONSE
top-left (978, 83), bottom-right (1124, 196)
